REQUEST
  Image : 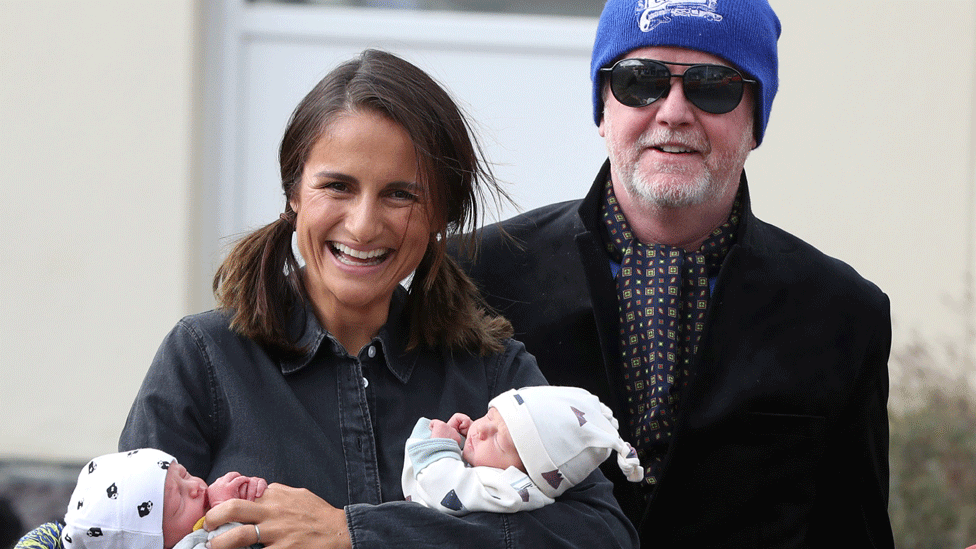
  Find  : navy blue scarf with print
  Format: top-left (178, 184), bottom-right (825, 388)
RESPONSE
top-left (601, 177), bottom-right (740, 488)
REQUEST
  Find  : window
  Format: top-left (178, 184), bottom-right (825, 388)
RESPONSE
top-left (247, 0), bottom-right (605, 17)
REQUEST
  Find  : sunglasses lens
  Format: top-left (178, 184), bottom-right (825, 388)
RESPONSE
top-left (610, 59), bottom-right (671, 107)
top-left (682, 65), bottom-right (745, 114)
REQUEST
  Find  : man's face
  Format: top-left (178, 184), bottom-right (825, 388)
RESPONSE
top-left (599, 46), bottom-right (756, 211)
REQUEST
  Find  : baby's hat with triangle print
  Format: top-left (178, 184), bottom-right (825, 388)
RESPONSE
top-left (490, 386), bottom-right (644, 498)
top-left (62, 448), bottom-right (175, 549)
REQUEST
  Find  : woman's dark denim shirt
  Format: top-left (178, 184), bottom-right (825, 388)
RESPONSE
top-left (119, 287), bottom-right (637, 549)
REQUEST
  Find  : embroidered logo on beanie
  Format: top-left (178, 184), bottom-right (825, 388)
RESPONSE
top-left (639, 0), bottom-right (724, 32)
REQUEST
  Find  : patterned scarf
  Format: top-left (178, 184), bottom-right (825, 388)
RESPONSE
top-left (601, 177), bottom-right (740, 487)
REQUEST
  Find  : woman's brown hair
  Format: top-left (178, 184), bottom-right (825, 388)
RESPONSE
top-left (213, 49), bottom-right (512, 355)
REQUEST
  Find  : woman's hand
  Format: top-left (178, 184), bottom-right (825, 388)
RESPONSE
top-left (204, 483), bottom-right (351, 549)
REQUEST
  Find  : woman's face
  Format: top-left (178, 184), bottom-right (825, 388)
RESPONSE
top-left (290, 110), bottom-right (432, 329)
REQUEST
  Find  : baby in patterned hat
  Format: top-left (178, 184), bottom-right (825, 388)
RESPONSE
top-left (402, 386), bottom-right (643, 515)
top-left (61, 449), bottom-right (266, 549)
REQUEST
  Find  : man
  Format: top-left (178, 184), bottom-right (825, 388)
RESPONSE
top-left (456, 0), bottom-right (894, 547)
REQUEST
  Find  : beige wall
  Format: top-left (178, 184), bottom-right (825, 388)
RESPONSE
top-left (749, 0), bottom-right (976, 355)
top-left (1, 0), bottom-right (974, 462)
top-left (0, 0), bottom-right (198, 459)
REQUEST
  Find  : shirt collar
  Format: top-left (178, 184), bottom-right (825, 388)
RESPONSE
top-left (278, 284), bottom-right (420, 384)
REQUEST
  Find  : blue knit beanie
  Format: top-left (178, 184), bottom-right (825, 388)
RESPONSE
top-left (591, 0), bottom-right (781, 145)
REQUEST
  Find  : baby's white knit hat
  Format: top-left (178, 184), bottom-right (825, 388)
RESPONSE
top-left (62, 449), bottom-right (175, 549)
top-left (489, 386), bottom-right (644, 498)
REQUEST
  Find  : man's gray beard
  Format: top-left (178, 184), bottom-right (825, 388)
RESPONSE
top-left (621, 164), bottom-right (718, 209)
top-left (610, 129), bottom-right (753, 210)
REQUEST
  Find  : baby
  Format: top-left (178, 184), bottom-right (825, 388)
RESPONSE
top-left (402, 386), bottom-right (644, 515)
top-left (61, 449), bottom-right (266, 549)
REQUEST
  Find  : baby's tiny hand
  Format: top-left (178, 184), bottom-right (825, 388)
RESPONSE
top-left (237, 475), bottom-right (268, 502)
top-left (429, 419), bottom-right (463, 447)
top-left (447, 413), bottom-right (473, 437)
top-left (208, 472), bottom-right (268, 507)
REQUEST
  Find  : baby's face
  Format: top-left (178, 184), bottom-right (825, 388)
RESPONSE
top-left (162, 461), bottom-right (208, 548)
top-left (462, 407), bottom-right (525, 472)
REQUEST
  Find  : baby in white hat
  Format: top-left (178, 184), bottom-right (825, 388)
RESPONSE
top-left (61, 449), bottom-right (266, 549)
top-left (402, 386), bottom-right (643, 515)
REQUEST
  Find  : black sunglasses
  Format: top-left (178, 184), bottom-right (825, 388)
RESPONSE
top-left (600, 58), bottom-right (756, 115)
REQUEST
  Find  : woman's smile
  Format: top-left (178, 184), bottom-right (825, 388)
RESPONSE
top-left (329, 242), bottom-right (393, 266)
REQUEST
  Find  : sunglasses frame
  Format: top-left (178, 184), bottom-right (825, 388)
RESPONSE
top-left (600, 58), bottom-right (757, 115)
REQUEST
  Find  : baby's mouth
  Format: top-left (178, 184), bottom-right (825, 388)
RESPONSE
top-left (330, 242), bottom-right (391, 266)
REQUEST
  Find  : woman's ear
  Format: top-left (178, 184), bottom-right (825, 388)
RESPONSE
top-left (428, 213), bottom-right (448, 239)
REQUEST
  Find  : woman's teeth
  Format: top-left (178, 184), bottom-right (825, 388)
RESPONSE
top-left (332, 242), bottom-right (389, 266)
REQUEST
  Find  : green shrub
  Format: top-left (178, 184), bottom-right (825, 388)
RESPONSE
top-left (888, 326), bottom-right (976, 549)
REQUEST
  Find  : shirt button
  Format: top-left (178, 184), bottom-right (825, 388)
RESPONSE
top-left (367, 345), bottom-right (376, 358)
top-left (362, 377), bottom-right (369, 388)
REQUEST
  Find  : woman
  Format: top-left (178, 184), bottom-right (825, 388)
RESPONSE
top-left (119, 50), bottom-right (636, 549)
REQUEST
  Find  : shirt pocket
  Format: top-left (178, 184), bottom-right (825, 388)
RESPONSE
top-left (746, 411), bottom-right (825, 438)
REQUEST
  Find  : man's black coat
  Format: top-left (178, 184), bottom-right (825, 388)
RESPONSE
top-left (455, 162), bottom-right (894, 548)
